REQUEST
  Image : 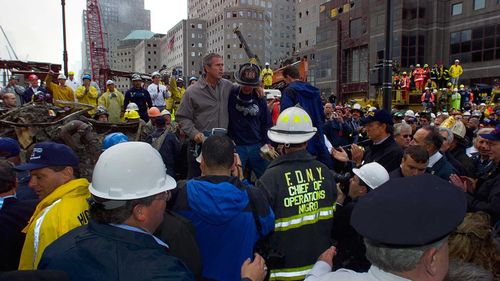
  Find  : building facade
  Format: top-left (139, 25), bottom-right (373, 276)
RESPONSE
top-left (187, 0), bottom-right (296, 72)
top-left (160, 19), bottom-right (206, 78)
top-left (312, 0), bottom-right (500, 102)
top-left (82, 0), bottom-right (151, 71)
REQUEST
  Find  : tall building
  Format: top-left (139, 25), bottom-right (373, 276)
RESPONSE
top-left (160, 19), bottom-right (206, 78)
top-left (295, 0), bottom-right (320, 55)
top-left (82, 0), bottom-right (151, 72)
top-left (312, 0), bottom-right (500, 101)
top-left (187, 0), bottom-right (295, 72)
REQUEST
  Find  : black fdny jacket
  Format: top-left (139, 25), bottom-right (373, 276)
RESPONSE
top-left (256, 150), bottom-right (337, 280)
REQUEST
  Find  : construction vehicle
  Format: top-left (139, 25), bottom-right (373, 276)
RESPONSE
top-left (232, 27), bottom-right (308, 90)
top-left (233, 27), bottom-right (261, 66)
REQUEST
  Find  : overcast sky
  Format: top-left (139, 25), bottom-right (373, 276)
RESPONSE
top-left (0, 0), bottom-right (187, 73)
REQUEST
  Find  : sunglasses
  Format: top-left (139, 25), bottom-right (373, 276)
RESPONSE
top-left (402, 134), bottom-right (412, 139)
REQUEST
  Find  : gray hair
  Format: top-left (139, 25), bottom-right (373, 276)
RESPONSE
top-left (444, 260), bottom-right (493, 281)
top-left (364, 237), bottom-right (446, 273)
top-left (439, 127), bottom-right (454, 143)
top-left (394, 123), bottom-right (411, 136)
top-left (202, 53), bottom-right (222, 72)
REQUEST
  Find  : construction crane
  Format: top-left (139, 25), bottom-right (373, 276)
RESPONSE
top-left (85, 0), bottom-right (109, 90)
top-left (233, 27), bottom-right (261, 66)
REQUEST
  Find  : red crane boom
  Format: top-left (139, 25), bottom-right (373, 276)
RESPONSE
top-left (86, 0), bottom-right (108, 89)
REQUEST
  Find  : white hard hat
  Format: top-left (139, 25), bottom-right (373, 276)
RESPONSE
top-left (453, 88), bottom-right (458, 92)
top-left (433, 89), bottom-right (437, 93)
top-left (352, 162), bottom-right (389, 189)
top-left (415, 112), bottom-right (420, 117)
top-left (268, 106), bottom-right (317, 144)
top-left (463, 111), bottom-right (471, 116)
top-left (89, 142), bottom-right (176, 200)
top-left (161, 109), bottom-right (171, 116)
top-left (265, 62), bottom-right (270, 66)
top-left (450, 119), bottom-right (466, 139)
top-left (126, 102), bottom-right (139, 112)
top-left (405, 110), bottom-right (415, 118)
top-left (455, 59), bottom-right (460, 63)
top-left (352, 103), bottom-right (362, 110)
top-left (57, 73), bottom-right (67, 80)
top-left (431, 113), bottom-right (436, 119)
top-left (106, 80), bottom-right (115, 85)
top-left (151, 71), bottom-right (161, 77)
top-left (368, 107), bottom-right (377, 112)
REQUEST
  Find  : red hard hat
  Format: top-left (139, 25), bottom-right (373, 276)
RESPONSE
top-left (28, 74), bottom-right (39, 81)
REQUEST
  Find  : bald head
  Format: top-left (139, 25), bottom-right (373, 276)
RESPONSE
top-left (2, 93), bottom-right (17, 108)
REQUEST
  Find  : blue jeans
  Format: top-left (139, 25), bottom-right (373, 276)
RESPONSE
top-left (236, 144), bottom-right (269, 180)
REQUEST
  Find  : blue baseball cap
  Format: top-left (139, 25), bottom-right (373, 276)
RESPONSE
top-left (15, 142), bottom-right (79, 171)
top-left (361, 109), bottom-right (394, 125)
top-left (0, 137), bottom-right (21, 158)
top-left (480, 125), bottom-right (500, 141)
top-left (82, 74), bottom-right (91, 80)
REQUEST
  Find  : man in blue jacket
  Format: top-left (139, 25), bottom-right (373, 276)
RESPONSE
top-left (280, 65), bottom-right (333, 168)
top-left (171, 134), bottom-right (275, 281)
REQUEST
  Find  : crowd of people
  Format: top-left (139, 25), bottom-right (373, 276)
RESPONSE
top-left (0, 52), bottom-right (499, 281)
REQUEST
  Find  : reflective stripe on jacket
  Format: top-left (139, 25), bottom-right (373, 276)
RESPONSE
top-left (18, 178), bottom-right (90, 269)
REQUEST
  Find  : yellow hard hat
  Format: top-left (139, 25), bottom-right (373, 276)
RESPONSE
top-left (125, 110), bottom-right (140, 120)
top-left (68, 71), bottom-right (75, 76)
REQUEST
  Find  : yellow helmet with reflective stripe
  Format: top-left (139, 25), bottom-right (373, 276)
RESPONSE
top-left (268, 106), bottom-right (317, 144)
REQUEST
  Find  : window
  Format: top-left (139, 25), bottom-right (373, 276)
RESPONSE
top-left (198, 23), bottom-right (203, 29)
top-left (452, 3), bottom-right (462, 15)
top-left (400, 34), bottom-right (425, 67)
top-left (342, 46), bottom-right (368, 83)
top-left (450, 25), bottom-right (499, 63)
top-left (350, 18), bottom-right (364, 38)
top-left (473, 0), bottom-right (485, 10)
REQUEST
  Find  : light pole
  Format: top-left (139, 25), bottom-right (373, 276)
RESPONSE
top-left (382, 0), bottom-right (393, 111)
top-left (61, 0), bottom-right (68, 77)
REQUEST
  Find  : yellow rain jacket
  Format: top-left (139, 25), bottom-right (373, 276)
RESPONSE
top-left (449, 64), bottom-right (463, 78)
top-left (166, 77), bottom-right (185, 114)
top-left (98, 90), bottom-right (124, 123)
top-left (261, 67), bottom-right (274, 87)
top-left (76, 85), bottom-right (99, 115)
top-left (44, 75), bottom-right (75, 106)
top-left (18, 178), bottom-right (90, 270)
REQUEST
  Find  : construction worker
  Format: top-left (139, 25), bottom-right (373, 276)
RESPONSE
top-left (449, 59), bottom-right (463, 87)
top-left (44, 71), bottom-right (75, 106)
top-left (413, 64), bottom-right (425, 91)
top-left (15, 142), bottom-right (90, 269)
top-left (400, 72), bottom-right (410, 102)
top-left (148, 71), bottom-right (169, 111)
top-left (451, 88), bottom-right (461, 110)
top-left (23, 74), bottom-right (47, 104)
top-left (261, 62), bottom-right (273, 89)
top-left (256, 106), bottom-right (337, 280)
top-left (124, 74), bottom-right (153, 122)
top-left (93, 106), bottom-right (109, 122)
top-left (0, 75), bottom-right (25, 106)
top-left (38, 142), bottom-right (193, 281)
top-left (102, 132), bottom-right (128, 151)
top-left (333, 162), bottom-right (389, 272)
top-left (66, 71), bottom-right (79, 92)
top-left (98, 80), bottom-right (124, 123)
top-left (76, 74), bottom-right (99, 116)
top-left (437, 63), bottom-right (450, 89)
top-left (167, 76), bottom-right (185, 116)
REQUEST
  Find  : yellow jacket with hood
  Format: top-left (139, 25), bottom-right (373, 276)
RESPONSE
top-left (18, 178), bottom-right (90, 270)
